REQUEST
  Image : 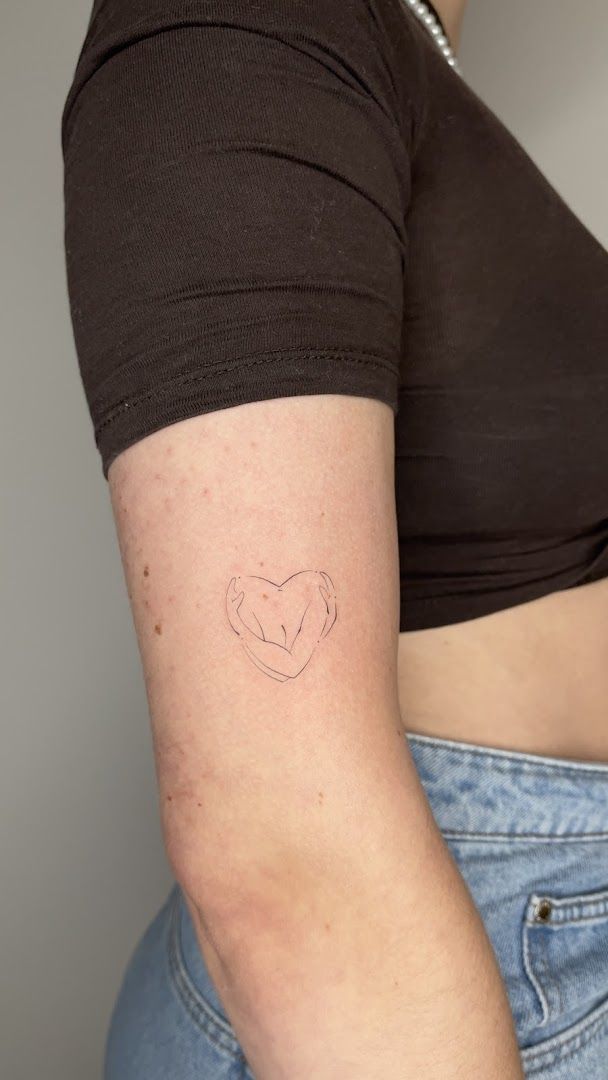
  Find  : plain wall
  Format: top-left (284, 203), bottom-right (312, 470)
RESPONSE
top-left (1, 2), bottom-right (606, 1076)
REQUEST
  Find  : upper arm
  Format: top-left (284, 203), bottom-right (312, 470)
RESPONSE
top-left (109, 394), bottom-right (404, 908)
top-left (62, 1), bottom-right (413, 907)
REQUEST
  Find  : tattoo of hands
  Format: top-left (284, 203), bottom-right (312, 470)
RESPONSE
top-left (226, 570), bottom-right (337, 681)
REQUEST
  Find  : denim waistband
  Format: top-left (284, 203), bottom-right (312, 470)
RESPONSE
top-left (405, 733), bottom-right (608, 842)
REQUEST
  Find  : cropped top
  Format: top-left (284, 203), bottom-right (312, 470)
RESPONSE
top-left (61, 0), bottom-right (608, 632)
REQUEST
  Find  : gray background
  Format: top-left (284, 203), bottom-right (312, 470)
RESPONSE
top-left (2, 2), bottom-right (607, 1077)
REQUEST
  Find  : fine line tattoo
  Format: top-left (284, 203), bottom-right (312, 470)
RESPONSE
top-left (226, 570), bottom-right (337, 681)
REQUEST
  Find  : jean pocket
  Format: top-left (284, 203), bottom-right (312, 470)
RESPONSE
top-left (522, 884), bottom-right (608, 1034)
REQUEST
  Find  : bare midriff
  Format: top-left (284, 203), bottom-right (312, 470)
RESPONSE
top-left (397, 575), bottom-right (608, 763)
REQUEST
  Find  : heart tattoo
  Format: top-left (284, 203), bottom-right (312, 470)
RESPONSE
top-left (226, 570), bottom-right (337, 681)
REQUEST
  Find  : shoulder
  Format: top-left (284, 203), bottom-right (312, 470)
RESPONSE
top-left (62, 0), bottom-right (426, 158)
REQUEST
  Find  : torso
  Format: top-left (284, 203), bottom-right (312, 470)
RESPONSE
top-left (389, 4), bottom-right (608, 760)
top-left (398, 575), bottom-right (608, 761)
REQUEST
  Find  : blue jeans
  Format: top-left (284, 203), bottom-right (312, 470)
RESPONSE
top-left (105, 733), bottom-right (608, 1078)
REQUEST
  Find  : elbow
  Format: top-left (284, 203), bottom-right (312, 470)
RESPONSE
top-left (169, 838), bottom-right (336, 1039)
top-left (164, 818), bottom-right (334, 984)
top-left (163, 817), bottom-right (303, 949)
top-left (162, 821), bottom-right (242, 932)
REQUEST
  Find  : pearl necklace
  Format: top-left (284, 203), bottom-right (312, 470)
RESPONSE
top-left (400, 0), bottom-right (463, 77)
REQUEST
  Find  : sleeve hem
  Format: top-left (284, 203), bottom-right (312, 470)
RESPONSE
top-left (97, 346), bottom-right (400, 479)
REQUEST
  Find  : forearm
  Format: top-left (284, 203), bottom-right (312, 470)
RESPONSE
top-left (175, 729), bottom-right (524, 1080)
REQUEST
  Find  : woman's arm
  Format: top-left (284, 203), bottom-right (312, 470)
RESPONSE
top-left (108, 393), bottom-right (523, 1079)
top-left (62, 6), bottom-right (523, 1072)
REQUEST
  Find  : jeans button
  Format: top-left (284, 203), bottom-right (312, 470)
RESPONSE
top-left (534, 898), bottom-right (553, 922)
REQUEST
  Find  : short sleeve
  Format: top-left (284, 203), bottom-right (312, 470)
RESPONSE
top-left (61, 0), bottom-right (411, 478)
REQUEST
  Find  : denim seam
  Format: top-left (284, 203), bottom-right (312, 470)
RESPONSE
top-left (406, 734), bottom-right (608, 777)
top-left (522, 924), bottom-right (550, 1027)
top-left (526, 912), bottom-right (608, 928)
top-left (525, 890), bottom-right (608, 925)
top-left (547, 896), bottom-right (608, 921)
top-left (520, 994), bottom-right (608, 1071)
top-left (165, 889), bottom-right (242, 1061)
top-left (443, 831), bottom-right (608, 844)
top-left (550, 888), bottom-right (608, 905)
top-left (539, 929), bottom-right (563, 1019)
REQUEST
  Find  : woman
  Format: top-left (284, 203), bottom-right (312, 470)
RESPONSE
top-left (61, 0), bottom-right (608, 1076)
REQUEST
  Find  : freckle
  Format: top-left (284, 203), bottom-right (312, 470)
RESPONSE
top-left (154, 472), bottom-right (161, 480)
top-left (259, 561), bottom-right (264, 567)
top-left (324, 921), bottom-right (331, 932)
top-left (144, 598), bottom-right (149, 608)
top-left (168, 595), bottom-right (175, 603)
top-left (262, 593), bottom-right (268, 599)
top-left (320, 511), bottom-right (325, 517)
top-left (166, 795), bottom-right (172, 801)
top-left (202, 487), bottom-right (209, 496)
top-left (250, 441), bottom-right (257, 448)
top-left (394, 979), bottom-right (399, 987)
top-left (195, 602), bottom-right (200, 609)
top-left (143, 565), bottom-right (149, 577)
top-left (197, 802), bottom-right (202, 807)
top-left (154, 622), bottom-right (162, 635)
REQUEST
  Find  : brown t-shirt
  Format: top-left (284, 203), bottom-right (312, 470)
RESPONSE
top-left (61, 0), bottom-right (608, 631)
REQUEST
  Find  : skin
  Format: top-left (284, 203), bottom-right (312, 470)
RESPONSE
top-left (398, 577), bottom-right (608, 761)
top-left (99, 8), bottom-right (600, 1077)
top-left (109, 396), bottom-right (524, 1078)
top-left (430, 0), bottom-right (468, 52)
top-left (399, 0), bottom-right (608, 765)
